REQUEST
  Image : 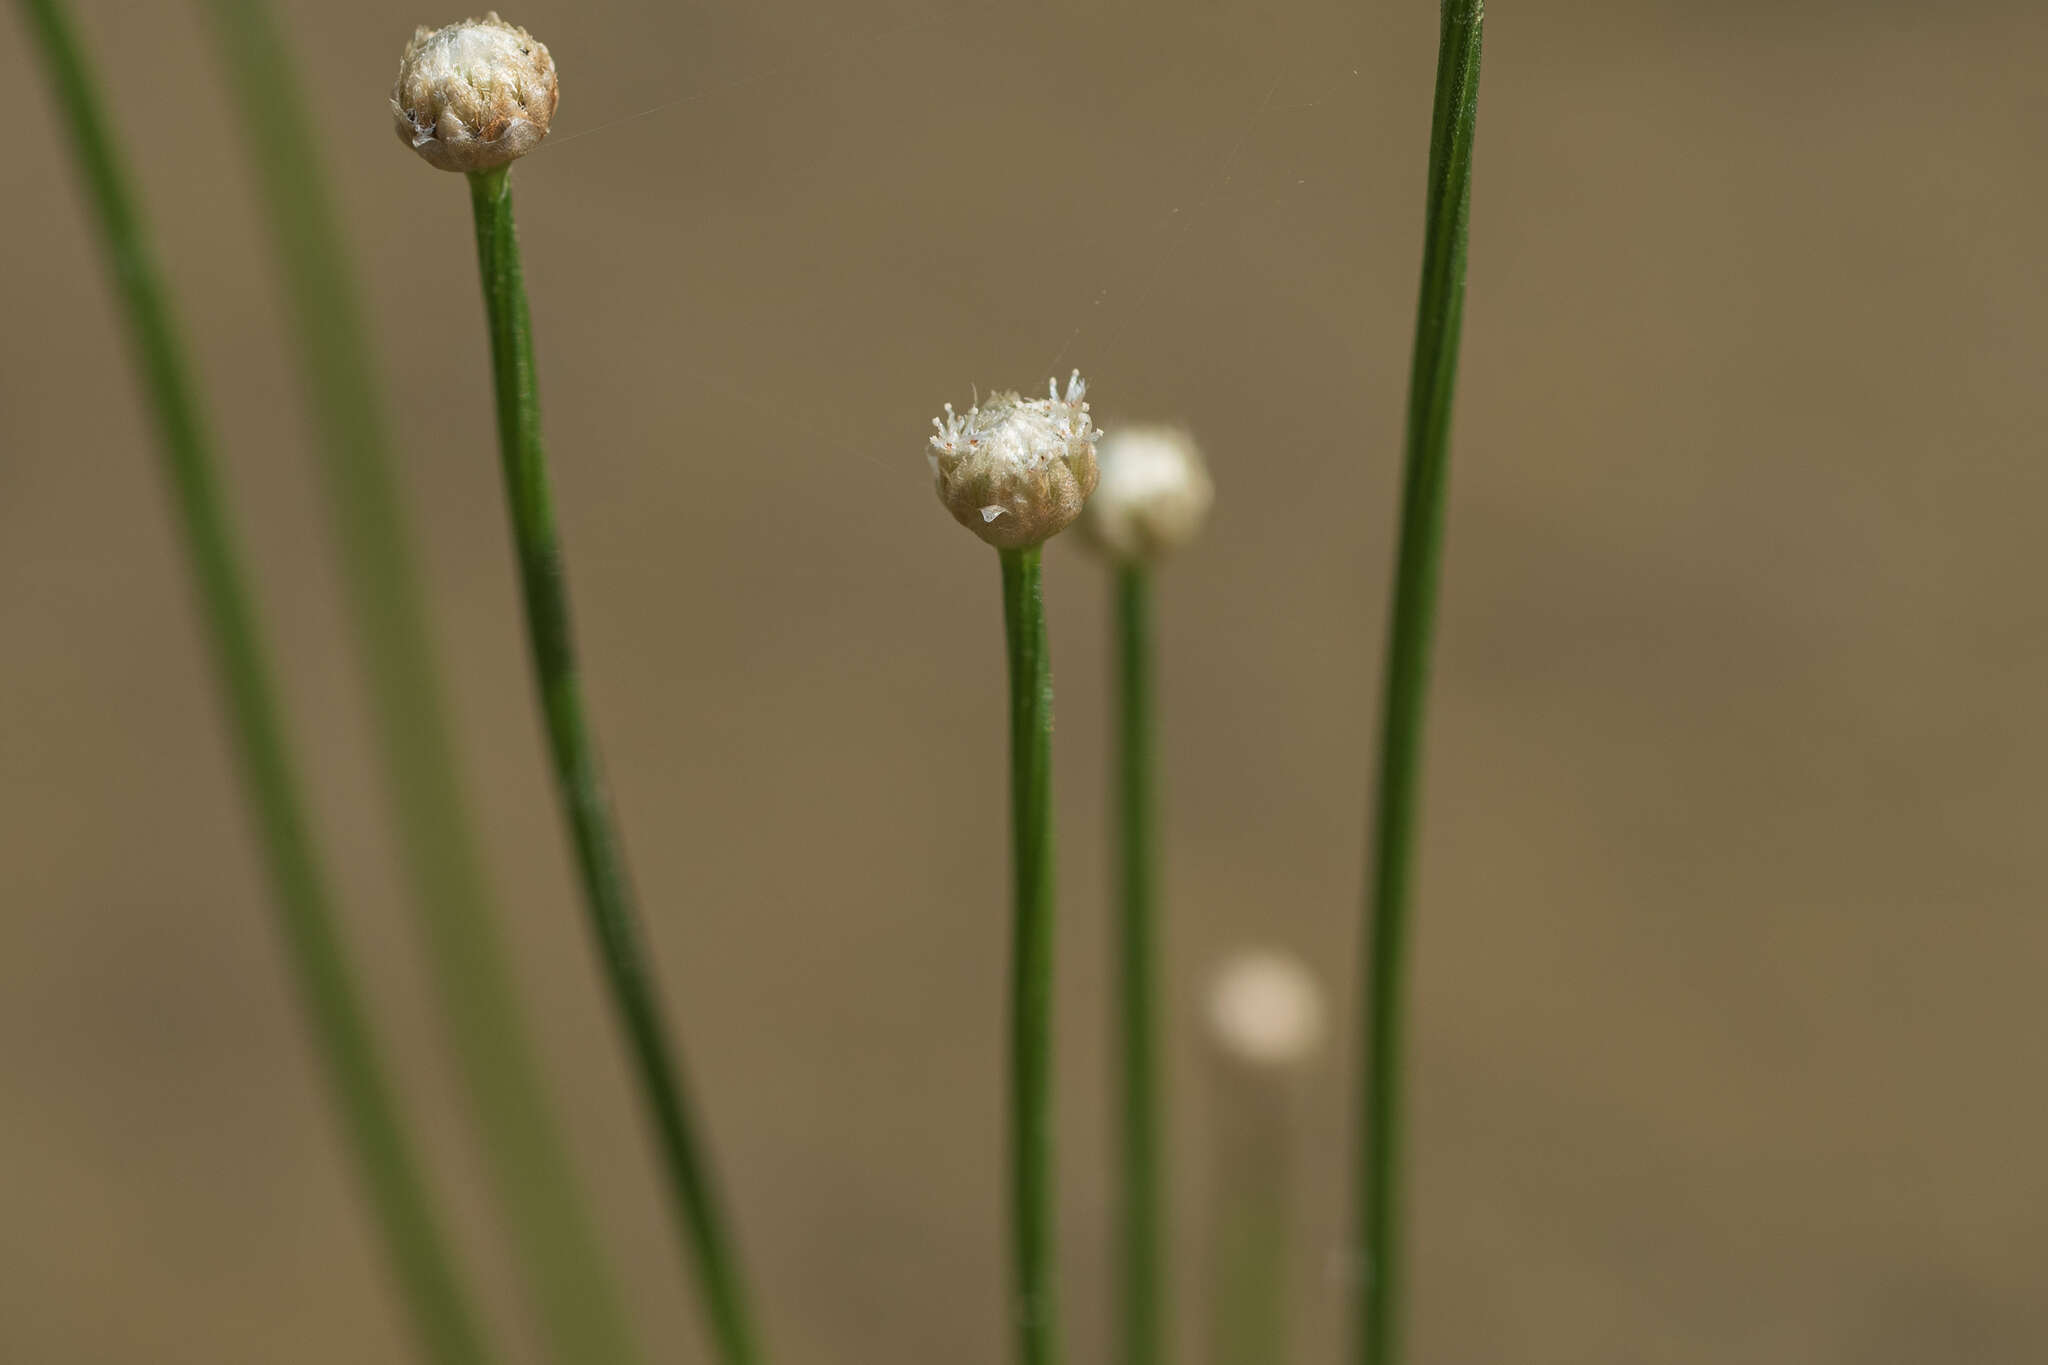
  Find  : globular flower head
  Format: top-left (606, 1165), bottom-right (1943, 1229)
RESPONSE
top-left (1082, 425), bottom-right (1214, 562)
top-left (928, 372), bottom-right (1102, 550)
top-left (1205, 951), bottom-right (1325, 1069)
top-left (392, 13), bottom-right (558, 173)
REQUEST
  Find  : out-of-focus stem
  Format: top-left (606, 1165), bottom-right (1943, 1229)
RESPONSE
top-left (1113, 563), bottom-right (1163, 1365)
top-left (20, 3), bottom-right (495, 1361)
top-left (198, 6), bottom-right (641, 1362)
top-left (1209, 1076), bottom-right (1293, 1365)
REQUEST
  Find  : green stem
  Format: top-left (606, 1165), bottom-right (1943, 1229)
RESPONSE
top-left (1113, 564), bottom-right (1162, 1365)
top-left (19, 4), bottom-right (494, 1363)
top-left (464, 164), bottom-right (762, 1365)
top-left (1210, 1081), bottom-right (1291, 1365)
top-left (197, 8), bottom-right (641, 1363)
top-left (1356, 5), bottom-right (1484, 1365)
top-left (999, 545), bottom-right (1061, 1365)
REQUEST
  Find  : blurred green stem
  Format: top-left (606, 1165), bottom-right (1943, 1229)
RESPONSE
top-left (465, 164), bottom-right (762, 1365)
top-left (1113, 564), bottom-right (1163, 1365)
top-left (20, 3), bottom-right (494, 1362)
top-left (1210, 1081), bottom-right (1291, 1365)
top-left (195, 5), bottom-right (642, 1362)
top-left (1356, 4), bottom-right (1484, 1364)
top-left (1000, 545), bottom-right (1060, 1365)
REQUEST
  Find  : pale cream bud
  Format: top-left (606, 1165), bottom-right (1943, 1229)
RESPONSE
top-left (1205, 951), bottom-right (1325, 1069)
top-left (928, 372), bottom-right (1102, 550)
top-left (391, 13), bottom-right (558, 173)
top-left (1082, 425), bottom-right (1214, 562)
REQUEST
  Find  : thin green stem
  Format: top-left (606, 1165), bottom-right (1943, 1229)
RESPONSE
top-left (464, 164), bottom-right (762, 1365)
top-left (1356, 5), bottom-right (1484, 1365)
top-left (999, 545), bottom-right (1060, 1365)
top-left (196, 7), bottom-right (640, 1363)
top-left (1209, 1081), bottom-right (1291, 1365)
top-left (1113, 564), bottom-right (1163, 1365)
top-left (19, 4), bottom-right (494, 1362)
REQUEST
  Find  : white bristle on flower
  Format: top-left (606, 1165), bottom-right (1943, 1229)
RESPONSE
top-left (1206, 951), bottom-right (1325, 1068)
top-left (928, 371), bottom-right (1102, 549)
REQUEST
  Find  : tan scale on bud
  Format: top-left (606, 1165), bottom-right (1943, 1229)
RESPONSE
top-left (929, 372), bottom-right (1102, 550)
top-left (1082, 425), bottom-right (1214, 562)
top-left (392, 13), bottom-right (558, 173)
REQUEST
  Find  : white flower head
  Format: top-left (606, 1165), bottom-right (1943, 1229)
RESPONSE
top-left (392, 13), bottom-right (558, 173)
top-left (1206, 951), bottom-right (1325, 1069)
top-left (928, 372), bottom-right (1102, 550)
top-left (1082, 425), bottom-right (1214, 562)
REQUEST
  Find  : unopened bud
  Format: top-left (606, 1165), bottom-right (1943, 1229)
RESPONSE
top-left (392, 13), bottom-right (558, 173)
top-left (1083, 425), bottom-right (1214, 562)
top-left (928, 372), bottom-right (1102, 550)
top-left (1206, 951), bottom-right (1325, 1068)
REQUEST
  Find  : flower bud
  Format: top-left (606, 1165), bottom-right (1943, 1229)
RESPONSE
top-left (392, 13), bottom-right (558, 173)
top-left (928, 372), bottom-right (1102, 550)
top-left (1205, 951), bottom-right (1325, 1069)
top-left (1082, 425), bottom-right (1213, 562)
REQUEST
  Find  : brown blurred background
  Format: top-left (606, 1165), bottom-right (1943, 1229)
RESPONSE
top-left (5, 0), bottom-right (2046, 1360)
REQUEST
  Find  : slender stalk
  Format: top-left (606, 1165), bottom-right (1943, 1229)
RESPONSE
top-left (19, 4), bottom-right (494, 1362)
top-left (1356, 4), bottom-right (1484, 1364)
top-left (1209, 1079), bottom-right (1291, 1365)
top-left (999, 545), bottom-right (1061, 1365)
top-left (193, 6), bottom-right (641, 1362)
top-left (1113, 564), bottom-right (1163, 1365)
top-left (464, 163), bottom-right (761, 1365)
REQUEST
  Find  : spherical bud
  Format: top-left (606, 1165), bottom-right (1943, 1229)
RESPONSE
top-left (392, 13), bottom-right (558, 173)
top-left (1205, 951), bottom-right (1325, 1069)
top-left (1082, 425), bottom-right (1214, 562)
top-left (928, 372), bottom-right (1102, 550)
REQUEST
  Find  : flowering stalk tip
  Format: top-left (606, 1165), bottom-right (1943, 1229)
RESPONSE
top-left (1083, 425), bottom-right (1214, 563)
top-left (392, 13), bottom-right (557, 173)
top-left (1207, 951), bottom-right (1326, 1070)
top-left (928, 371), bottom-right (1102, 549)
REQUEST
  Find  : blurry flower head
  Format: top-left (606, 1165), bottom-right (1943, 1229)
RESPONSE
top-left (392, 13), bottom-right (558, 173)
top-left (1205, 951), bottom-right (1325, 1069)
top-left (929, 372), bottom-right (1102, 550)
top-left (1082, 425), bottom-right (1214, 562)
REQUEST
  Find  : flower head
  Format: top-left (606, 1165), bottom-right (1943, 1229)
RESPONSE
top-left (1082, 425), bottom-right (1214, 562)
top-left (392, 13), bottom-right (558, 173)
top-left (929, 372), bottom-right (1102, 550)
top-left (1205, 951), bottom-right (1325, 1069)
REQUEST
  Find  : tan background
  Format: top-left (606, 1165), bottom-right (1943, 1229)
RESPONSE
top-left (5, 1), bottom-right (2046, 1360)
